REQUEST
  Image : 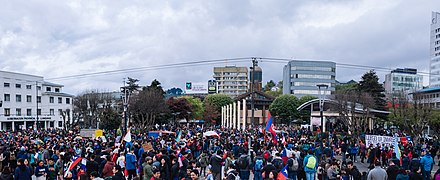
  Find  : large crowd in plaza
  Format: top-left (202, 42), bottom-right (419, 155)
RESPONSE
top-left (0, 123), bottom-right (439, 180)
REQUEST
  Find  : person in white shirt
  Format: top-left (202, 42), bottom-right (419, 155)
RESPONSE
top-left (116, 152), bottom-right (126, 170)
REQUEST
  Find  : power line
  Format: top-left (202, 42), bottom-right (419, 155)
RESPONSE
top-left (46, 57), bottom-right (252, 81)
top-left (42, 56), bottom-right (435, 82)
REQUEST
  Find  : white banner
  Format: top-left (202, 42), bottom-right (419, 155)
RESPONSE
top-left (365, 135), bottom-right (396, 147)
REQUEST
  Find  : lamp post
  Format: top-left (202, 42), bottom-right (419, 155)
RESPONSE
top-left (317, 84), bottom-right (328, 133)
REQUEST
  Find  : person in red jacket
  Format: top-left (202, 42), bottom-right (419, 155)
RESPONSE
top-left (102, 155), bottom-right (116, 178)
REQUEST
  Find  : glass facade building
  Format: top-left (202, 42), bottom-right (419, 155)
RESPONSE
top-left (283, 60), bottom-right (336, 98)
top-left (384, 68), bottom-right (423, 94)
top-left (430, 11), bottom-right (440, 87)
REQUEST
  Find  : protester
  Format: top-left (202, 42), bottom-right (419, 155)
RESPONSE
top-left (0, 167), bottom-right (13, 180)
top-left (303, 149), bottom-right (318, 180)
top-left (367, 161), bottom-right (387, 180)
top-left (420, 150), bottom-right (434, 180)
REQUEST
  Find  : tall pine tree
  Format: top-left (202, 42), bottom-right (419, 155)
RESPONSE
top-left (357, 70), bottom-right (386, 111)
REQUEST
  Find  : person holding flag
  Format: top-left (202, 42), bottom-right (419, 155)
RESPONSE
top-left (265, 112), bottom-right (278, 145)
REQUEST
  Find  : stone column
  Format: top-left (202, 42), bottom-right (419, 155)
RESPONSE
top-left (221, 106), bottom-right (224, 127)
top-left (237, 101), bottom-right (241, 130)
top-left (229, 104), bottom-right (233, 128)
top-left (225, 105), bottom-right (229, 128)
top-left (233, 102), bottom-right (237, 129)
top-left (12, 121), bottom-right (15, 131)
top-left (242, 99), bottom-right (246, 130)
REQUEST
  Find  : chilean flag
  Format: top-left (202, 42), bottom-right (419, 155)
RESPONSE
top-left (281, 148), bottom-right (288, 164)
top-left (277, 165), bottom-right (288, 180)
top-left (265, 112), bottom-right (278, 145)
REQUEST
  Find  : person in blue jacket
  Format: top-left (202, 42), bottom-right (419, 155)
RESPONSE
top-left (420, 150), bottom-right (434, 180)
top-left (14, 158), bottom-right (31, 180)
top-left (126, 148), bottom-right (138, 180)
top-left (303, 149), bottom-right (318, 180)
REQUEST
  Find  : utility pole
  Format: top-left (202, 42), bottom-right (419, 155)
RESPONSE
top-left (249, 58), bottom-right (258, 156)
top-left (36, 81), bottom-right (39, 130)
top-left (123, 78), bottom-right (128, 135)
top-left (317, 84), bottom-right (328, 133)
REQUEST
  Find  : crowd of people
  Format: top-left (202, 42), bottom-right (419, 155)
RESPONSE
top-left (0, 125), bottom-right (439, 180)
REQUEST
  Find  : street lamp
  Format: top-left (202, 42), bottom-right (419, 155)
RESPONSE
top-left (317, 84), bottom-right (328, 133)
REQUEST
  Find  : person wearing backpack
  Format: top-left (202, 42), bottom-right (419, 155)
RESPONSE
top-left (287, 154), bottom-right (299, 180)
top-left (262, 161), bottom-right (276, 180)
top-left (253, 155), bottom-right (264, 180)
top-left (409, 154), bottom-right (420, 173)
top-left (226, 164), bottom-right (240, 180)
top-left (303, 149), bottom-right (318, 180)
top-left (271, 153), bottom-right (284, 172)
top-left (237, 153), bottom-right (250, 180)
top-left (197, 151), bottom-right (209, 177)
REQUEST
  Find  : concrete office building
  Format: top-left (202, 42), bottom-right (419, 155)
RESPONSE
top-left (430, 11), bottom-right (440, 87)
top-left (283, 60), bottom-right (336, 98)
top-left (384, 68), bottom-right (423, 94)
top-left (213, 66), bottom-right (248, 97)
top-left (0, 71), bottom-right (73, 130)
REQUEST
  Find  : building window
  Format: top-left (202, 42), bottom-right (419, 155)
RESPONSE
top-left (27, 109), bottom-right (32, 116)
top-left (46, 87), bottom-right (51, 92)
top-left (37, 109), bottom-right (41, 116)
top-left (66, 98), bottom-right (70, 104)
top-left (37, 86), bottom-right (41, 90)
top-left (50, 97), bottom-right (54, 103)
top-left (58, 121), bottom-right (62, 127)
top-left (16, 95), bottom-right (21, 102)
top-left (50, 109), bottom-right (54, 116)
top-left (55, 88), bottom-right (60, 92)
top-left (58, 97), bottom-right (62, 104)
top-left (26, 85), bottom-right (32, 89)
top-left (58, 109), bottom-right (63, 115)
top-left (4, 108), bottom-right (10, 116)
top-left (4, 83), bottom-right (10, 87)
top-left (37, 96), bottom-right (41, 103)
top-left (16, 108), bottom-right (21, 116)
top-left (15, 84), bottom-right (21, 88)
top-left (26, 95), bottom-right (32, 102)
top-left (4, 94), bottom-right (10, 102)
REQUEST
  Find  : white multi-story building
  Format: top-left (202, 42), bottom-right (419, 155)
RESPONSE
top-left (213, 66), bottom-right (248, 97)
top-left (0, 71), bottom-right (73, 130)
top-left (430, 11), bottom-right (440, 87)
top-left (384, 68), bottom-right (423, 94)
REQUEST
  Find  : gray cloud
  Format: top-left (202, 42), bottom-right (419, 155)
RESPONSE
top-left (0, 0), bottom-right (438, 94)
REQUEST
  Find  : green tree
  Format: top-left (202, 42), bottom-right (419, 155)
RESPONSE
top-left (277, 80), bottom-right (283, 89)
top-left (130, 87), bottom-right (169, 129)
top-left (269, 94), bottom-right (300, 124)
top-left (99, 108), bottom-right (121, 130)
top-left (144, 79), bottom-right (165, 95)
top-left (264, 80), bottom-right (276, 91)
top-left (204, 94), bottom-right (233, 110)
top-left (265, 90), bottom-right (282, 98)
top-left (357, 70), bottom-right (386, 111)
top-left (122, 77), bottom-right (140, 94)
top-left (181, 96), bottom-right (204, 120)
top-left (167, 97), bottom-right (193, 123)
top-left (203, 94), bottom-right (233, 124)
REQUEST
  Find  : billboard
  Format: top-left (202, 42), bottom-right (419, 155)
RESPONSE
top-left (185, 82), bottom-right (208, 94)
top-left (208, 80), bottom-right (217, 94)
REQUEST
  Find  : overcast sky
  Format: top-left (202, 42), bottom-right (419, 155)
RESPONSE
top-left (1, 0), bottom-right (439, 94)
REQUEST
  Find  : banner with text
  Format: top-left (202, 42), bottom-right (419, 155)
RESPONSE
top-left (365, 135), bottom-right (396, 147)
